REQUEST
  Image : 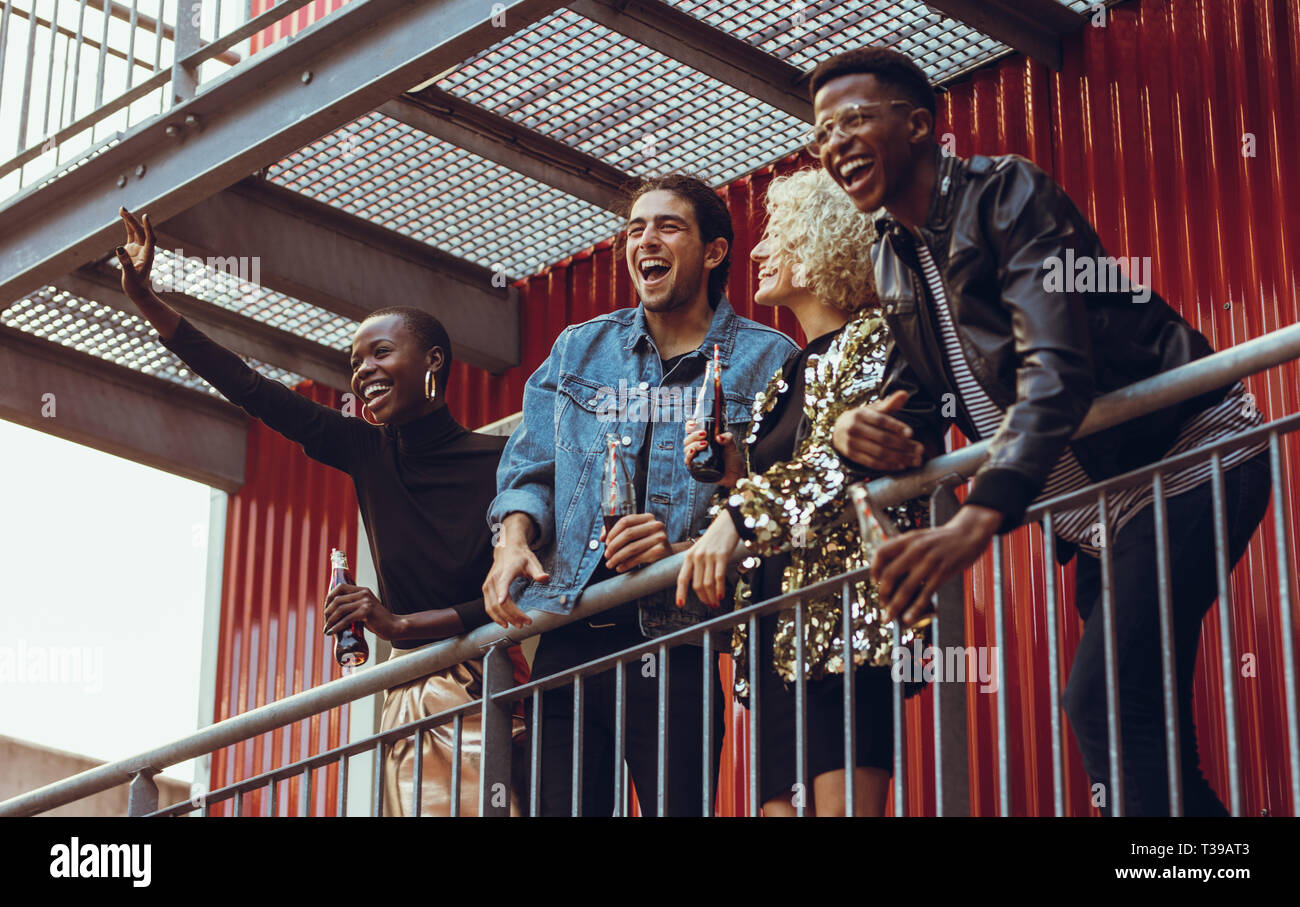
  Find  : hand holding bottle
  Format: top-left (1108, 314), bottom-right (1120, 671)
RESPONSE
top-left (684, 421), bottom-right (745, 487)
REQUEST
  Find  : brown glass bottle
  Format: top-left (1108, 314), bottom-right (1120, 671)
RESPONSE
top-left (687, 344), bottom-right (728, 483)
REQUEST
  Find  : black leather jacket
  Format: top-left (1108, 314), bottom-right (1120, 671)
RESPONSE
top-left (870, 148), bottom-right (1230, 543)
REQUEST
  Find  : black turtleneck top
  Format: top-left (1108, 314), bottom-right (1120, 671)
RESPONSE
top-left (160, 317), bottom-right (504, 648)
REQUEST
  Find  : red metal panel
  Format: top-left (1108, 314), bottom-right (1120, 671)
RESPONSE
top-left (228, 0), bottom-right (1298, 816)
top-left (209, 381), bottom-right (358, 816)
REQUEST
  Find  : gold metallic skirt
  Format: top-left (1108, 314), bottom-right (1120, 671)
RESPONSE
top-left (380, 648), bottom-right (526, 817)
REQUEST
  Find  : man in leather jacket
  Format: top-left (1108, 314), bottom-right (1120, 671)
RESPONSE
top-left (814, 47), bottom-right (1271, 816)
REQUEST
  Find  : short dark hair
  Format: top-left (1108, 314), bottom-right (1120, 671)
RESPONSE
top-left (809, 46), bottom-right (937, 116)
top-left (365, 305), bottom-right (452, 388)
top-left (621, 172), bottom-right (733, 308)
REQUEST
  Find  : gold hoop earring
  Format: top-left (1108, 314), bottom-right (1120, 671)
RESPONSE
top-left (425, 369), bottom-right (437, 402)
top-left (360, 402), bottom-right (382, 426)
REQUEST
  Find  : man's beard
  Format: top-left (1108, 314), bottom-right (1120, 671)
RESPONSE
top-left (640, 269), bottom-right (703, 313)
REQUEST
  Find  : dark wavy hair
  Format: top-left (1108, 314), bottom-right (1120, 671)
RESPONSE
top-left (809, 46), bottom-right (937, 116)
top-left (365, 305), bottom-right (452, 390)
top-left (620, 172), bottom-right (733, 308)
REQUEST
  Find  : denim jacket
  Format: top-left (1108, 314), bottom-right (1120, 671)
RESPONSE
top-left (489, 297), bottom-right (798, 639)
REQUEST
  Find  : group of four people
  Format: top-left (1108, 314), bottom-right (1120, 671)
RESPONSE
top-left (113, 46), bottom-right (1270, 817)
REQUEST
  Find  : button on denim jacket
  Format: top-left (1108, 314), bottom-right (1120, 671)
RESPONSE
top-left (489, 297), bottom-right (798, 639)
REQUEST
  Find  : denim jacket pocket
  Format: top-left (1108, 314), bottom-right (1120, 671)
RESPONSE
top-left (556, 372), bottom-right (609, 454)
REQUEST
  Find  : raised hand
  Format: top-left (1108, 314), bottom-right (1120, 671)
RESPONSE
top-left (110, 206), bottom-right (180, 340)
top-left (115, 207), bottom-right (157, 304)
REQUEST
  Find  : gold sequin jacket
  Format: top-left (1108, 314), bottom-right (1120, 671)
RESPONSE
top-left (722, 309), bottom-right (929, 698)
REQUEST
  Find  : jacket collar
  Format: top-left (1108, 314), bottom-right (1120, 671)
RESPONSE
top-left (624, 295), bottom-right (739, 364)
top-left (873, 144), bottom-right (964, 240)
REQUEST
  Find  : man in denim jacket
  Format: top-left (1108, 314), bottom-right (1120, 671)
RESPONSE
top-left (484, 174), bottom-right (797, 815)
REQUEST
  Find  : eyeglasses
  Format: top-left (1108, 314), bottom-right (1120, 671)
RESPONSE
top-left (804, 100), bottom-right (914, 156)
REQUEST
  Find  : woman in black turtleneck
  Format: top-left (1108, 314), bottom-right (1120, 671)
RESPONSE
top-left (113, 207), bottom-right (523, 816)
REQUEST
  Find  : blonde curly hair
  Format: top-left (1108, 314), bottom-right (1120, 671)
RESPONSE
top-left (761, 168), bottom-right (880, 313)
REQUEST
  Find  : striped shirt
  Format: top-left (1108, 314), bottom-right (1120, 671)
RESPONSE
top-left (913, 242), bottom-right (1265, 549)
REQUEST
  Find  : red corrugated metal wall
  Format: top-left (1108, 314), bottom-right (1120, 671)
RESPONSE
top-left (209, 381), bottom-right (359, 816)
top-left (222, 0), bottom-right (1299, 815)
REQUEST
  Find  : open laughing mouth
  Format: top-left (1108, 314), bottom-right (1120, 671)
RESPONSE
top-left (837, 155), bottom-right (877, 194)
top-left (638, 257), bottom-right (672, 290)
top-left (361, 380), bottom-right (393, 410)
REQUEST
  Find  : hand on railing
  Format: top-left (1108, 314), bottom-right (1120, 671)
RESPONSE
top-left (675, 512), bottom-right (741, 609)
top-left (871, 504), bottom-right (1003, 627)
top-left (483, 514), bottom-right (547, 629)
top-left (832, 390), bottom-right (926, 471)
top-left (601, 513), bottom-right (673, 573)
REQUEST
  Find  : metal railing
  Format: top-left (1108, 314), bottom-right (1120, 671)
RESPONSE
top-left (0, 0), bottom-right (339, 197)
top-left (2, 321), bottom-right (1298, 817)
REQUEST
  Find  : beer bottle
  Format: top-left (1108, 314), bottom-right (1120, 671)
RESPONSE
top-left (328, 548), bottom-right (370, 668)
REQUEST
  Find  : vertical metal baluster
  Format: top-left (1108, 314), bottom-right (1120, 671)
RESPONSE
top-left (841, 582), bottom-right (856, 817)
top-left (70, 0), bottom-right (88, 120)
top-left (126, 0), bottom-right (140, 90)
top-left (931, 484), bottom-right (969, 816)
top-left (450, 714), bottom-right (462, 818)
top-left (701, 629), bottom-right (713, 818)
top-left (570, 678), bottom-right (583, 817)
top-left (16, 0), bottom-right (40, 154)
top-left (1041, 513), bottom-right (1065, 817)
top-left (479, 644), bottom-right (515, 817)
top-left (656, 642), bottom-right (669, 817)
top-left (748, 613), bottom-right (760, 817)
top-left (992, 534), bottom-right (1009, 816)
top-left (371, 742), bottom-right (383, 817)
top-left (529, 692), bottom-right (542, 819)
top-left (94, 0), bottom-right (110, 108)
top-left (298, 766), bottom-right (312, 817)
top-left (337, 754), bottom-right (349, 817)
top-left (57, 26), bottom-right (73, 138)
top-left (412, 727), bottom-right (423, 817)
top-left (891, 619), bottom-right (906, 816)
top-left (41, 0), bottom-right (60, 138)
top-left (153, 0), bottom-right (163, 72)
top-left (171, 0), bottom-right (200, 103)
top-left (1209, 452), bottom-right (1242, 815)
top-left (1269, 432), bottom-right (1300, 810)
top-left (233, 789), bottom-right (243, 817)
top-left (793, 598), bottom-right (807, 817)
top-left (0, 0), bottom-right (13, 107)
top-left (1151, 472), bottom-right (1183, 815)
top-left (1097, 493), bottom-right (1125, 816)
top-left (268, 777), bottom-right (278, 817)
top-left (613, 660), bottom-right (626, 817)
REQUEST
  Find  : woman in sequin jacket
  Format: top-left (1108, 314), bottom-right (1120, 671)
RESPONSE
top-left (675, 168), bottom-right (926, 817)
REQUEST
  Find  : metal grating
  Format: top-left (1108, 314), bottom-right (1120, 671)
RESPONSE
top-left (109, 249), bottom-right (357, 351)
top-left (439, 9), bottom-right (808, 185)
top-left (4, 0), bottom-right (1101, 400)
top-left (665, 0), bottom-right (1008, 82)
top-left (268, 111), bottom-right (622, 278)
top-left (3, 287), bottom-right (308, 394)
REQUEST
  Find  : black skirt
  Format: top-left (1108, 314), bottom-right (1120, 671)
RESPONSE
top-left (742, 555), bottom-right (896, 807)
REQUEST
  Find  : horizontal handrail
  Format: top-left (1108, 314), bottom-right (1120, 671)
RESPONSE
top-left (864, 321), bottom-right (1300, 510)
top-left (3, 322), bottom-right (1298, 817)
top-left (147, 562), bottom-right (878, 817)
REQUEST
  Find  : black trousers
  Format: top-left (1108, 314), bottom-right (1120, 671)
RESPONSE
top-left (1064, 452), bottom-right (1272, 816)
top-left (527, 612), bottom-right (726, 817)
